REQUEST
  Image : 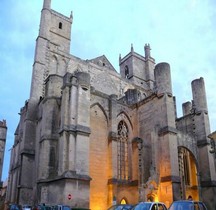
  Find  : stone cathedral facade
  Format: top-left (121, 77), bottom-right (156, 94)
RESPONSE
top-left (6, 0), bottom-right (216, 209)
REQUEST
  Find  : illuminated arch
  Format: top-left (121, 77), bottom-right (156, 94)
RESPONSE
top-left (120, 198), bottom-right (128, 204)
top-left (178, 146), bottom-right (199, 200)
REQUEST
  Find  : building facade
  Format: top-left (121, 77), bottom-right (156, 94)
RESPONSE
top-left (0, 120), bottom-right (7, 186)
top-left (6, 0), bottom-right (216, 209)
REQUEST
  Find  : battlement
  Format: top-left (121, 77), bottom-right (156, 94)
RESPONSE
top-left (119, 51), bottom-right (145, 65)
top-left (51, 9), bottom-right (73, 23)
top-left (119, 44), bottom-right (155, 65)
top-left (119, 44), bottom-right (155, 90)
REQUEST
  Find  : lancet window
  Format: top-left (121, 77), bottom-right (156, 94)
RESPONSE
top-left (59, 22), bottom-right (62, 29)
top-left (117, 120), bottom-right (129, 180)
top-left (179, 148), bottom-right (191, 186)
top-left (125, 65), bottom-right (129, 79)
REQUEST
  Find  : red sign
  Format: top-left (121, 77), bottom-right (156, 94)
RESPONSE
top-left (68, 194), bottom-right (72, 200)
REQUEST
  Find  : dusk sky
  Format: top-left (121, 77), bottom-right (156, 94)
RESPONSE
top-left (0, 0), bottom-right (216, 181)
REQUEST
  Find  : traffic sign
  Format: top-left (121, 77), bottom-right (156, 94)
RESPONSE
top-left (68, 194), bottom-right (72, 200)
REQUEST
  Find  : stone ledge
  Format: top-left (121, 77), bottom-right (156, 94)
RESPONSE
top-left (200, 180), bottom-right (216, 187)
top-left (9, 163), bottom-right (21, 171)
top-left (20, 149), bottom-right (35, 156)
top-left (37, 170), bottom-right (91, 183)
top-left (42, 96), bottom-right (61, 104)
top-left (108, 131), bottom-right (117, 141)
top-left (59, 124), bottom-right (91, 136)
top-left (108, 178), bottom-right (138, 186)
top-left (160, 175), bottom-right (181, 183)
top-left (17, 185), bottom-right (33, 190)
top-left (40, 134), bottom-right (59, 142)
top-left (90, 87), bottom-right (110, 99)
top-left (17, 185), bottom-right (33, 189)
top-left (158, 126), bottom-right (178, 136)
top-left (197, 140), bottom-right (209, 147)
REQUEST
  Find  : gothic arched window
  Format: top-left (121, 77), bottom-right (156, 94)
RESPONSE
top-left (125, 65), bottom-right (129, 79)
top-left (178, 147), bottom-right (199, 199)
top-left (117, 121), bottom-right (129, 180)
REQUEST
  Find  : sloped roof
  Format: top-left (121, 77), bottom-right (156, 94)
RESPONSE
top-left (88, 55), bottom-right (116, 72)
top-left (209, 131), bottom-right (216, 140)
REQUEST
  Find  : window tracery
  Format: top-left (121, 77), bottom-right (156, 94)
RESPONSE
top-left (117, 121), bottom-right (129, 180)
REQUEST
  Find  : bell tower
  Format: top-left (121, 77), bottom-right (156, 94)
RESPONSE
top-left (30, 0), bottom-right (73, 102)
top-left (119, 44), bottom-right (155, 90)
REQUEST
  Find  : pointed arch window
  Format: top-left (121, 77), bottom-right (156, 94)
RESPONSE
top-left (125, 65), bottom-right (129, 79)
top-left (117, 121), bottom-right (129, 180)
top-left (183, 150), bottom-right (190, 185)
top-left (178, 147), bottom-right (199, 199)
top-left (179, 148), bottom-right (191, 186)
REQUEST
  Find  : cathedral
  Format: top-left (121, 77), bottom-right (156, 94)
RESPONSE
top-left (6, 0), bottom-right (216, 210)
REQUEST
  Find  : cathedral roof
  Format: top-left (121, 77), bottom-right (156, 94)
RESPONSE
top-left (208, 131), bottom-right (216, 140)
top-left (88, 55), bottom-right (116, 72)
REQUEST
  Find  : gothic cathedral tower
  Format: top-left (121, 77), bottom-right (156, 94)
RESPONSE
top-left (0, 120), bottom-right (7, 185)
top-left (30, 0), bottom-right (72, 101)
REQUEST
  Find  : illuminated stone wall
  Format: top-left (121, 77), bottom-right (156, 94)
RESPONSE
top-left (90, 104), bottom-right (109, 210)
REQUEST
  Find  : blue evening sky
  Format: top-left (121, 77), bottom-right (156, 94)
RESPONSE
top-left (0, 0), bottom-right (216, 181)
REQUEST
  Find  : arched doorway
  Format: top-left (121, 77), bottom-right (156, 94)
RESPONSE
top-left (120, 198), bottom-right (127, 204)
top-left (178, 147), bottom-right (199, 200)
